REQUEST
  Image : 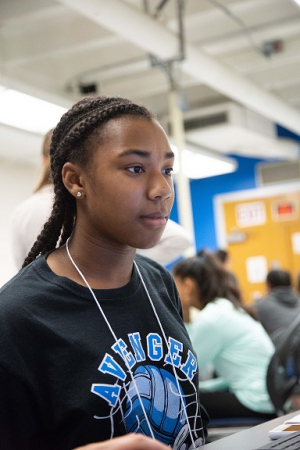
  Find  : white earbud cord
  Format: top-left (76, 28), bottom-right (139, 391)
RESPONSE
top-left (134, 261), bottom-right (197, 449)
top-left (65, 238), bottom-right (155, 440)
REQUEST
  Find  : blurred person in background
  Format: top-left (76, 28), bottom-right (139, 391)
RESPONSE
top-left (213, 248), bottom-right (240, 290)
top-left (138, 218), bottom-right (193, 266)
top-left (250, 269), bottom-right (300, 348)
top-left (11, 129), bottom-right (54, 269)
top-left (297, 271), bottom-right (300, 295)
top-left (172, 251), bottom-right (276, 420)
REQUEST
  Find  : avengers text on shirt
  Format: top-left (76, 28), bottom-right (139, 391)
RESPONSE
top-left (91, 331), bottom-right (204, 449)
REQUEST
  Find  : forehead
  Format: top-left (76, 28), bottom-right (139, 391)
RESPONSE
top-left (98, 115), bottom-right (170, 150)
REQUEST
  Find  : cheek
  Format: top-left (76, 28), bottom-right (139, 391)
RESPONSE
top-left (109, 187), bottom-right (143, 211)
top-left (189, 289), bottom-right (201, 308)
top-left (96, 186), bottom-right (144, 222)
top-left (174, 278), bottom-right (185, 298)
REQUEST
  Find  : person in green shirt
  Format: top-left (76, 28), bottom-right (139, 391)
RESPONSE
top-left (172, 250), bottom-right (276, 420)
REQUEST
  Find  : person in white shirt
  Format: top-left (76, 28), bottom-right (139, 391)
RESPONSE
top-left (11, 129), bottom-right (54, 270)
top-left (137, 218), bottom-right (193, 266)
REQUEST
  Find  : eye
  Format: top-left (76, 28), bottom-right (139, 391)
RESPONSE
top-left (127, 166), bottom-right (144, 174)
top-left (163, 167), bottom-right (174, 176)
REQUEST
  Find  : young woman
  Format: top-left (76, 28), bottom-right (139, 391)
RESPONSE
top-left (172, 251), bottom-right (276, 420)
top-left (11, 129), bottom-right (191, 271)
top-left (0, 96), bottom-right (207, 450)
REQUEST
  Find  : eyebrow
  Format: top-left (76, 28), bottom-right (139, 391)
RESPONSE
top-left (118, 149), bottom-right (175, 159)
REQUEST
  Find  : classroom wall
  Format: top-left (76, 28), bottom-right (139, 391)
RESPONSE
top-left (170, 125), bottom-right (300, 255)
top-left (170, 154), bottom-right (270, 252)
top-left (1, 159), bottom-right (39, 286)
top-left (0, 125), bottom-right (43, 286)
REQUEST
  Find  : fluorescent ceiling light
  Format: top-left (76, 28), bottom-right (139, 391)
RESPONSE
top-left (293, 0), bottom-right (300, 6)
top-left (0, 86), bottom-right (67, 134)
top-left (0, 86), bottom-right (237, 178)
top-left (171, 144), bottom-right (237, 180)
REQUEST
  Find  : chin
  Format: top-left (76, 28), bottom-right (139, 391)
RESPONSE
top-left (135, 232), bottom-right (164, 250)
top-left (144, 237), bottom-right (163, 249)
top-left (135, 237), bottom-right (161, 250)
top-left (136, 244), bottom-right (156, 251)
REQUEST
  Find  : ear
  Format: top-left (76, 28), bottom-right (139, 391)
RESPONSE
top-left (179, 277), bottom-right (194, 306)
top-left (62, 162), bottom-right (84, 198)
top-left (184, 277), bottom-right (195, 295)
top-left (184, 277), bottom-right (201, 309)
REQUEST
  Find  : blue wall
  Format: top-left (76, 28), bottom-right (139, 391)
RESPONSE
top-left (277, 125), bottom-right (300, 145)
top-left (170, 126), bottom-right (300, 255)
top-left (170, 155), bottom-right (266, 252)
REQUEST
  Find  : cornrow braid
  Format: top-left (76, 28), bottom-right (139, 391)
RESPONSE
top-left (22, 95), bottom-right (155, 268)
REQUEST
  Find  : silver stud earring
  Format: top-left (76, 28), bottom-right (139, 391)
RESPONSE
top-left (76, 191), bottom-right (82, 198)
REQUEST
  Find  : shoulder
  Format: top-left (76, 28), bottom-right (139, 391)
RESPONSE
top-left (135, 253), bottom-right (173, 277)
top-left (0, 257), bottom-right (47, 314)
top-left (213, 297), bottom-right (235, 312)
top-left (198, 298), bottom-right (240, 323)
top-left (193, 299), bottom-right (222, 325)
top-left (255, 296), bottom-right (272, 311)
top-left (0, 260), bottom-right (51, 383)
top-left (134, 253), bottom-right (180, 308)
top-left (134, 253), bottom-right (175, 288)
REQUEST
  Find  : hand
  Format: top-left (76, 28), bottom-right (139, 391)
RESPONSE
top-left (73, 434), bottom-right (170, 450)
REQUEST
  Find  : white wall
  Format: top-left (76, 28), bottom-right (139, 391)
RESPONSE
top-left (0, 158), bottom-right (41, 286)
top-left (0, 124), bottom-right (44, 287)
top-left (0, 123), bottom-right (43, 164)
top-left (0, 124), bottom-right (44, 286)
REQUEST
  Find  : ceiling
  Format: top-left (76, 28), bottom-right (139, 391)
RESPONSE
top-left (1, 0), bottom-right (300, 164)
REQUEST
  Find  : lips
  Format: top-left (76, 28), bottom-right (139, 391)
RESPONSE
top-left (140, 212), bottom-right (168, 228)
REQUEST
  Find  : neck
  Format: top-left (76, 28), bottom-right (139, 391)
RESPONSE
top-left (47, 234), bottom-right (136, 290)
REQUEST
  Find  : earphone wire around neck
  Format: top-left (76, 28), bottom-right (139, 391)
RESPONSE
top-left (65, 238), bottom-right (155, 440)
top-left (65, 237), bottom-right (199, 449)
top-left (133, 262), bottom-right (198, 449)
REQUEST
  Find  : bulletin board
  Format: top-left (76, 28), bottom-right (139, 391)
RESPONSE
top-left (214, 182), bottom-right (300, 304)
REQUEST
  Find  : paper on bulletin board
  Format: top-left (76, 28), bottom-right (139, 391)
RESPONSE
top-left (246, 256), bottom-right (268, 283)
top-left (292, 232), bottom-right (300, 254)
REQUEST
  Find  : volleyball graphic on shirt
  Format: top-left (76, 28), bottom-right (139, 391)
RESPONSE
top-left (124, 365), bottom-right (186, 445)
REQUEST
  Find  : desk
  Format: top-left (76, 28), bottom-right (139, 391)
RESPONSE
top-left (201, 410), bottom-right (300, 449)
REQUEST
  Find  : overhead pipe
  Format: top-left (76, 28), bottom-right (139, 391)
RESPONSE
top-left (168, 88), bottom-right (196, 255)
top-left (144, 0), bottom-right (195, 252)
top-left (59, 0), bottom-right (300, 135)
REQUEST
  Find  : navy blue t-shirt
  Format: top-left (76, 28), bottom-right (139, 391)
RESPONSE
top-left (0, 253), bottom-right (207, 449)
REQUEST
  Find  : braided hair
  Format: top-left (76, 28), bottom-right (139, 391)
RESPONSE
top-left (22, 95), bottom-right (155, 268)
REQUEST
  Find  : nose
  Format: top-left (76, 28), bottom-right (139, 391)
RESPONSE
top-left (147, 172), bottom-right (173, 201)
